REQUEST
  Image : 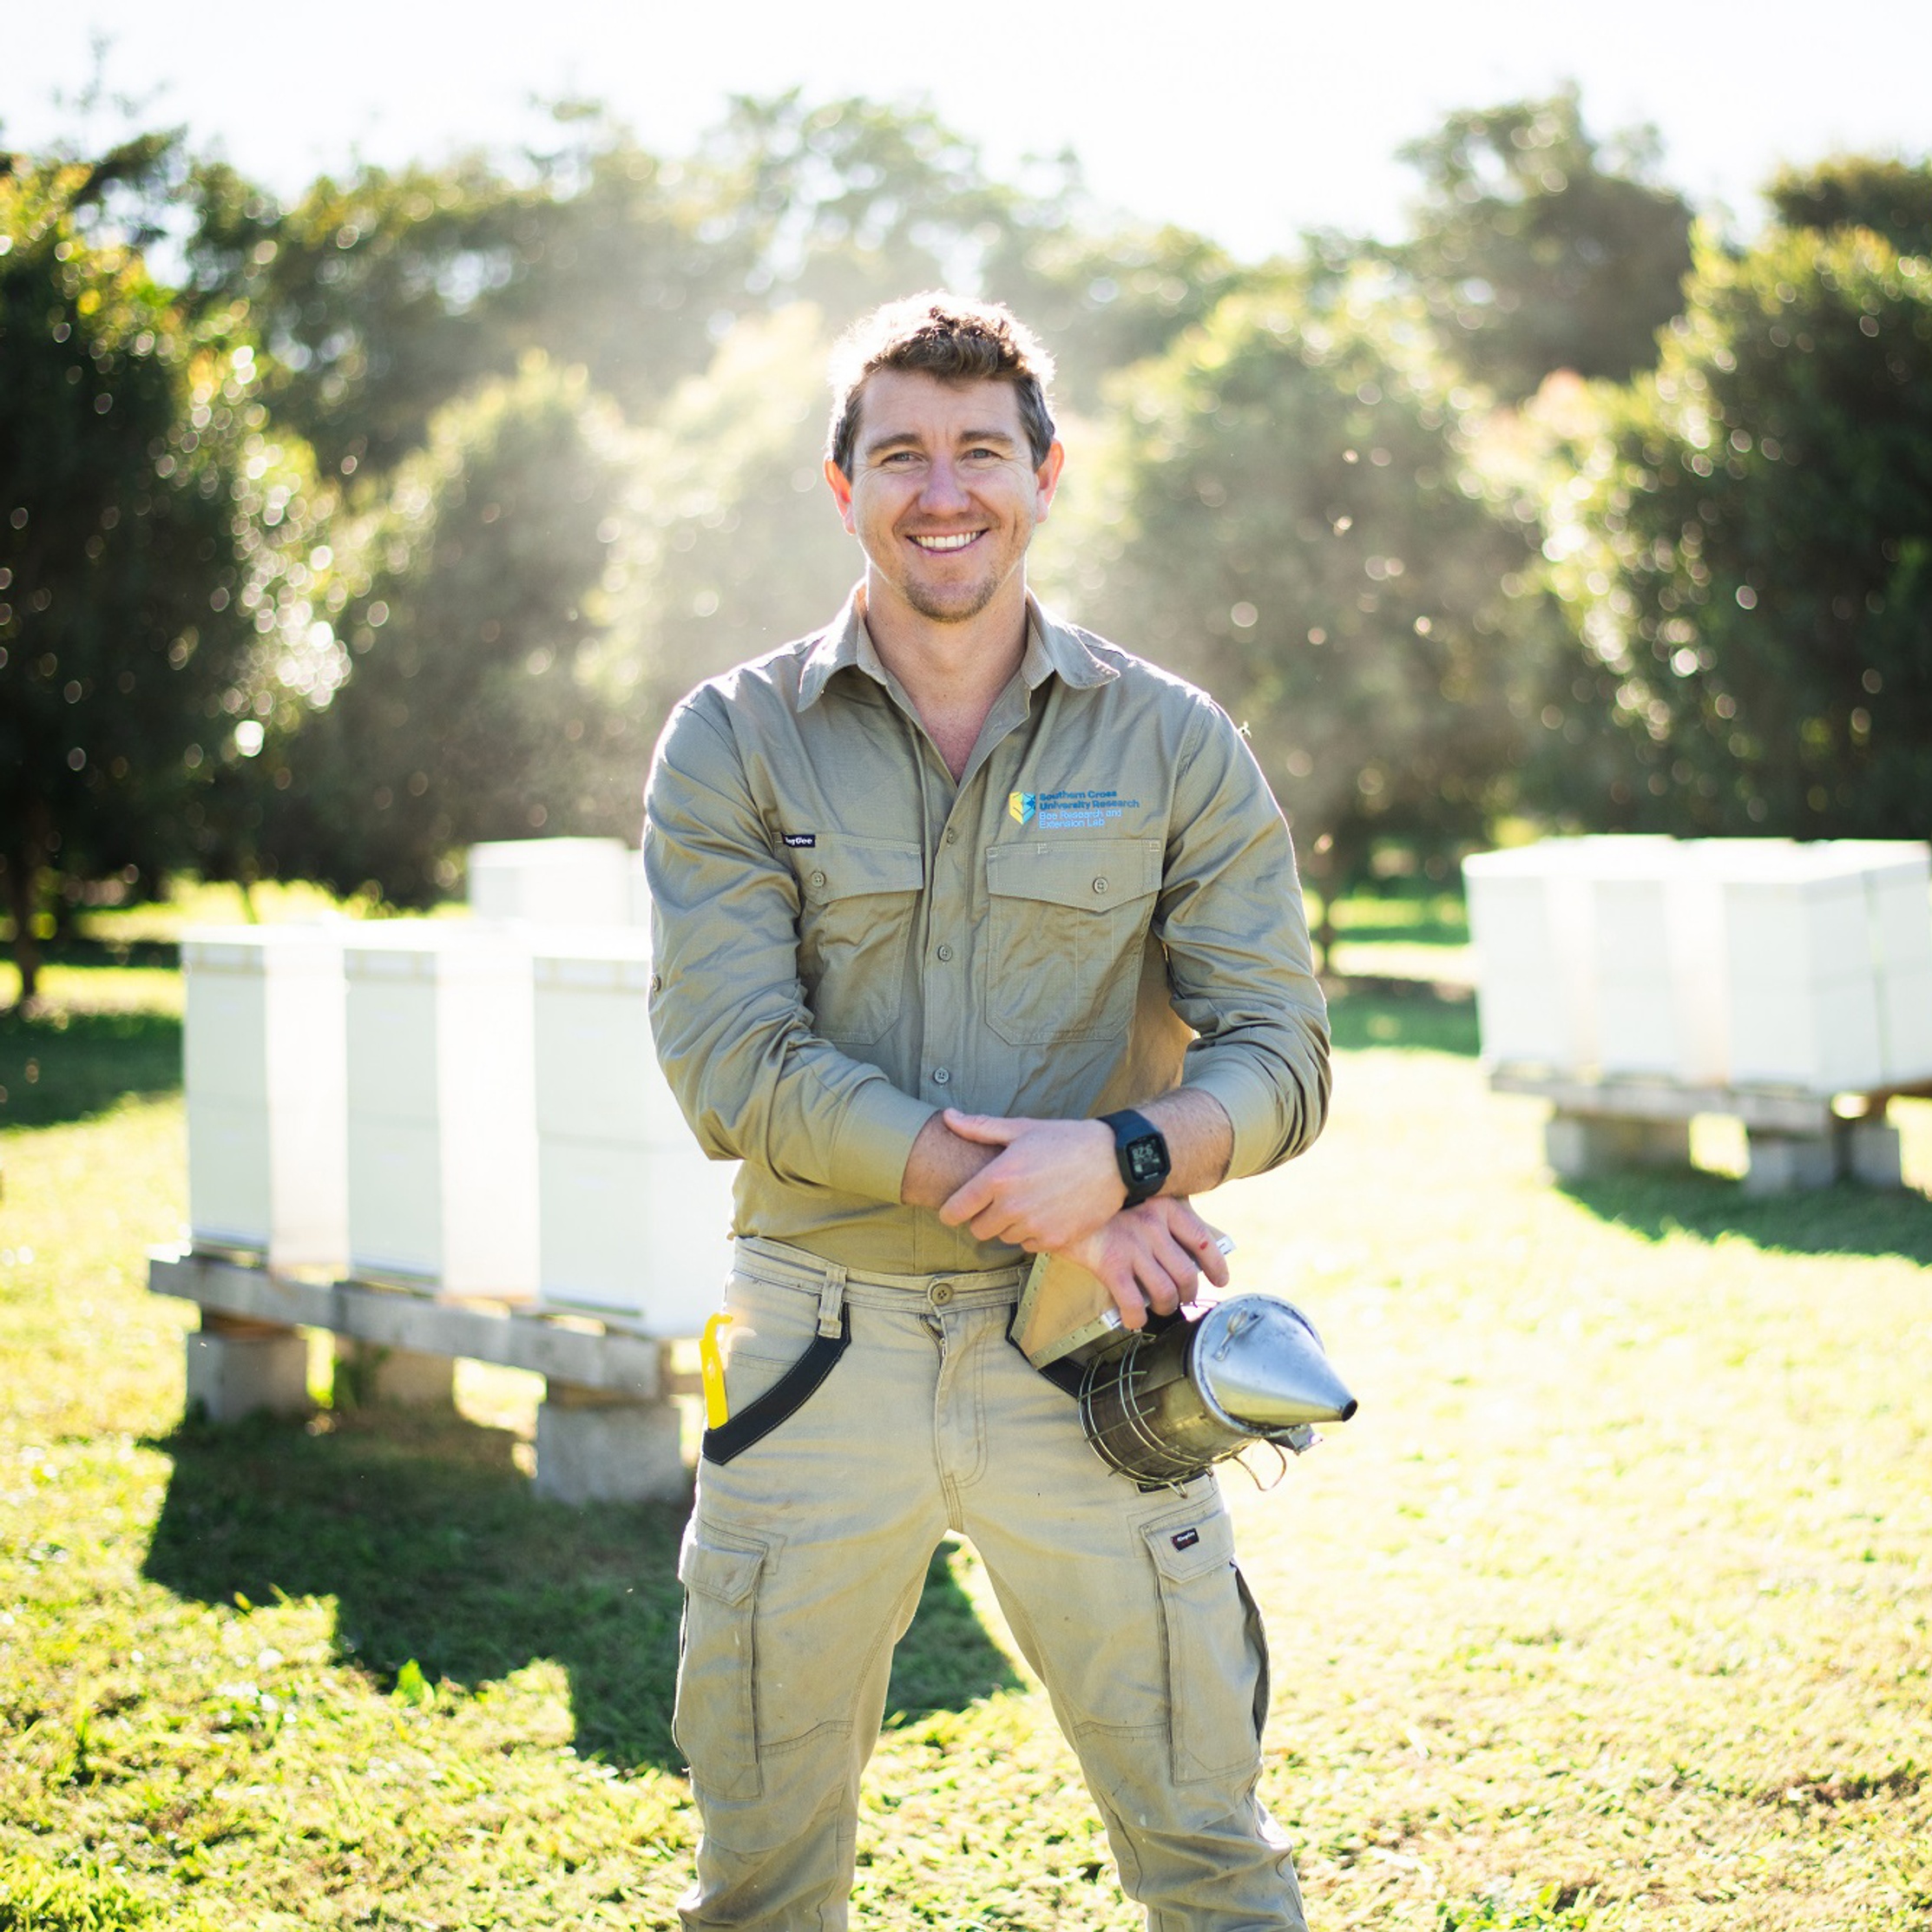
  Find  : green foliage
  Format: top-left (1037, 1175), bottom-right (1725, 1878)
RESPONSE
top-left (1391, 89), bottom-right (1693, 398)
top-left (185, 127), bottom-right (741, 479)
top-left (990, 217), bottom-right (1252, 415)
top-left (601, 305), bottom-right (858, 731)
top-left (0, 143), bottom-right (327, 1002)
top-left (1435, 1883), bottom-right (1595, 1929)
top-left (0, 1851), bottom-right (167, 1930)
top-left (1768, 154), bottom-right (1932, 259)
top-left (1072, 278), bottom-right (1551, 948)
top-left (263, 357), bottom-right (631, 901)
top-left (1546, 222), bottom-right (1932, 835)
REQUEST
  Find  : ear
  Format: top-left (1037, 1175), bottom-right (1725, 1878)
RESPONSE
top-left (1033, 439), bottom-right (1066, 521)
top-left (824, 456), bottom-right (858, 535)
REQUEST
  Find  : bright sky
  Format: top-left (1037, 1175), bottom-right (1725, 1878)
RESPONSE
top-left (5, 0), bottom-right (1929, 257)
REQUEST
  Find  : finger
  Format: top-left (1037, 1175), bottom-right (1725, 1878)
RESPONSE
top-left (1134, 1248), bottom-right (1186, 1317)
top-left (969, 1205), bottom-right (1026, 1245)
top-left (1169, 1208), bottom-right (1232, 1288)
top-left (1101, 1263), bottom-right (1150, 1330)
top-left (937, 1174), bottom-right (995, 1227)
top-left (943, 1109), bottom-right (1023, 1147)
top-left (1153, 1228), bottom-right (1202, 1303)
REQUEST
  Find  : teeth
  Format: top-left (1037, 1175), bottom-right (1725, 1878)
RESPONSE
top-left (912, 532), bottom-right (979, 551)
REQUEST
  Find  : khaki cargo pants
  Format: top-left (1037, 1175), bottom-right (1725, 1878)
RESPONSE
top-left (674, 1238), bottom-right (1308, 1931)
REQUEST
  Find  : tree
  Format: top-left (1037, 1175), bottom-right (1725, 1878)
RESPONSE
top-left (1543, 219), bottom-right (1932, 837)
top-left (261, 356), bottom-right (631, 903)
top-left (1767, 155), bottom-right (1932, 260)
top-left (0, 139), bottom-right (322, 1002)
top-left (185, 122), bottom-right (745, 481)
top-left (1070, 278), bottom-right (1551, 960)
top-left (600, 305), bottom-right (858, 740)
top-left (1390, 89), bottom-right (1694, 399)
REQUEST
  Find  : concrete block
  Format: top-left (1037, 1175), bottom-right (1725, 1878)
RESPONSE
top-left (185, 1324), bottom-right (312, 1423)
top-left (1837, 1118), bottom-right (1905, 1190)
top-left (534, 1389), bottom-right (687, 1506)
top-left (1742, 1130), bottom-right (1839, 1196)
top-left (1545, 1113), bottom-right (1692, 1180)
top-left (333, 1337), bottom-right (456, 1409)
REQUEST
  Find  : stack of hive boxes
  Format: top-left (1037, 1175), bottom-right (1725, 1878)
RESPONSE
top-left (1462, 836), bottom-right (1932, 1188)
top-left (181, 838), bottom-right (737, 1335)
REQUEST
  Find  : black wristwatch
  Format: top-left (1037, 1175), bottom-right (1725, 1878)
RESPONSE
top-left (1099, 1108), bottom-right (1171, 1207)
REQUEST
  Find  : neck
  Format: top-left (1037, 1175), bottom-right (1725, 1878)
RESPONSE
top-left (861, 574), bottom-right (1031, 779)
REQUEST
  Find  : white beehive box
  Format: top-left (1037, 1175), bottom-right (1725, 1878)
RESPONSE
top-left (182, 926), bottom-right (348, 1268)
top-left (531, 930), bottom-right (736, 1332)
top-left (1463, 841), bottom-right (1612, 1072)
top-left (1713, 840), bottom-right (1932, 1092)
top-left (1589, 843), bottom-right (1730, 1085)
top-left (1467, 836), bottom-right (1932, 1095)
top-left (343, 924), bottom-right (539, 1297)
top-left (467, 838), bottom-right (634, 927)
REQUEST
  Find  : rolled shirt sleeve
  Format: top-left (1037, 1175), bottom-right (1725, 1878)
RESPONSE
top-left (645, 697), bottom-right (937, 1204)
top-left (1159, 698), bottom-right (1331, 1178)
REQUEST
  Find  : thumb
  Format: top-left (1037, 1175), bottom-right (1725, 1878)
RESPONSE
top-left (943, 1108), bottom-right (1024, 1147)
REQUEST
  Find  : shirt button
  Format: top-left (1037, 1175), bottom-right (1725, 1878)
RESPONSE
top-left (931, 1282), bottom-right (955, 1306)
top-left (944, 827), bottom-right (958, 844)
top-left (1093, 877), bottom-right (1110, 895)
top-left (932, 1067), bottom-right (951, 1085)
top-left (936, 943), bottom-right (953, 962)
top-left (811, 870), bottom-right (827, 888)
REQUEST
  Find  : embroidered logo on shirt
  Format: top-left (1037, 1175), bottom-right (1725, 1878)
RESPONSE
top-left (1007, 788), bottom-right (1143, 831)
top-left (1170, 1527), bottom-right (1201, 1551)
top-left (781, 833), bottom-right (818, 849)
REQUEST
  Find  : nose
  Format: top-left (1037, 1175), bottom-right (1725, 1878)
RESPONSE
top-left (919, 457), bottom-right (970, 514)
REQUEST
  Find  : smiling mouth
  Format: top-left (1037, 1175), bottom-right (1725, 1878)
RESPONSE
top-left (910, 531), bottom-right (983, 553)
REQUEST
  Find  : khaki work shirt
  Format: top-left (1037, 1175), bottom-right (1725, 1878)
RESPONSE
top-left (644, 588), bottom-right (1331, 1274)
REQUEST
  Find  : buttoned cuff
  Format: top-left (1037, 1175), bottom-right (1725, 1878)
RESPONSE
top-left (1181, 1061), bottom-right (1287, 1182)
top-left (830, 1076), bottom-right (941, 1203)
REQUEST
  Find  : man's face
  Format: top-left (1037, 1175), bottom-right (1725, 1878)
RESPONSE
top-left (825, 370), bottom-right (1063, 628)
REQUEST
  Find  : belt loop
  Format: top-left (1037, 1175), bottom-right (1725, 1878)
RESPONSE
top-left (816, 1265), bottom-right (847, 1338)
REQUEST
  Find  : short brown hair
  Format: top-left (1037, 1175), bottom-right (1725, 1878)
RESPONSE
top-left (825, 292), bottom-right (1057, 476)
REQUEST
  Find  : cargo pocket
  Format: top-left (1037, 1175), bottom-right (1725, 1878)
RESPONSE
top-left (1141, 1505), bottom-right (1266, 1786)
top-left (674, 1524), bottom-right (771, 1802)
top-left (985, 838), bottom-right (1161, 1046)
top-left (794, 837), bottom-right (924, 1044)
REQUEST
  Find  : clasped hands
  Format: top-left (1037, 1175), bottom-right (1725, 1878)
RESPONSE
top-left (936, 1108), bottom-right (1229, 1330)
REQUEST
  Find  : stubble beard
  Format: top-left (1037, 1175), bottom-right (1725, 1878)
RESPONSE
top-left (901, 573), bottom-right (1002, 624)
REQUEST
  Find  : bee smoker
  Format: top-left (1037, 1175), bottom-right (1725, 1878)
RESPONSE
top-left (1077, 1293), bottom-right (1357, 1487)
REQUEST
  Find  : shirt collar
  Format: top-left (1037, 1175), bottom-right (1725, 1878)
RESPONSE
top-left (795, 586), bottom-right (1117, 713)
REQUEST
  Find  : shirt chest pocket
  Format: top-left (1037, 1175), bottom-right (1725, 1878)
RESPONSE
top-left (984, 838), bottom-right (1162, 1047)
top-left (794, 837), bottom-right (925, 1045)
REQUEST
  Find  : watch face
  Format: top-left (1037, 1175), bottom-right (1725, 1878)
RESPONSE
top-left (1125, 1136), bottom-right (1167, 1186)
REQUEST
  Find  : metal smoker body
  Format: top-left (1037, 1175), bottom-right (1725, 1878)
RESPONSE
top-left (1078, 1293), bottom-right (1358, 1487)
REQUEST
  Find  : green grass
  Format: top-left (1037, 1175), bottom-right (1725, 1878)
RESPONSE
top-left (3, 964), bottom-right (1929, 1927)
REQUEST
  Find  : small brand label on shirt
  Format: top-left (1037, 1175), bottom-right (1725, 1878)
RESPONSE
top-left (781, 833), bottom-right (818, 849)
top-left (1170, 1528), bottom-right (1200, 1551)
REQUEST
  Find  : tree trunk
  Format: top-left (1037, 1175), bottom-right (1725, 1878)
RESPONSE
top-left (4, 798), bottom-right (52, 1010)
top-left (6, 849), bottom-right (42, 1010)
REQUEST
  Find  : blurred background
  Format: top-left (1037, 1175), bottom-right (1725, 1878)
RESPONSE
top-left (4, 0), bottom-right (1930, 994)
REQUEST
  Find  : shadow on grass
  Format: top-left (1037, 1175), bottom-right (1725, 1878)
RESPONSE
top-left (1326, 981), bottom-right (1479, 1057)
top-left (0, 1004), bottom-right (181, 1130)
top-left (140, 1406), bottom-right (1018, 1772)
top-left (1560, 1167), bottom-right (1932, 1266)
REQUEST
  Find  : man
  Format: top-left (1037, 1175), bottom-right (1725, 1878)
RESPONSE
top-left (645, 292), bottom-right (1330, 1930)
